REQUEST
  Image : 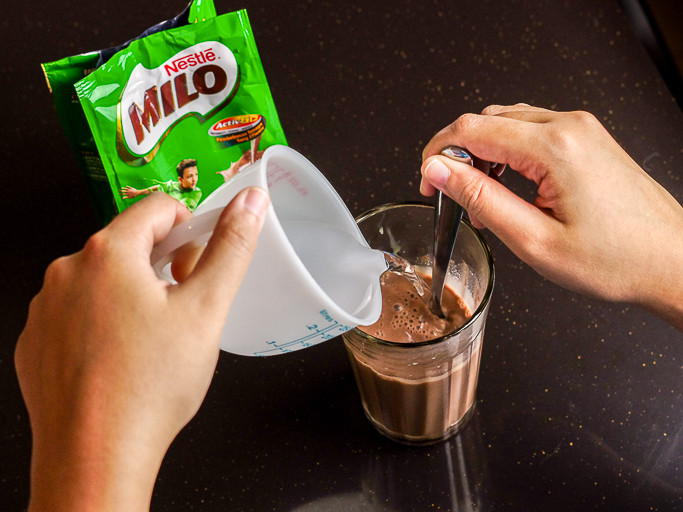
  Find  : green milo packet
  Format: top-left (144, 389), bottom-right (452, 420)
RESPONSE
top-left (76, 9), bottom-right (286, 217)
top-left (42, 0), bottom-right (219, 224)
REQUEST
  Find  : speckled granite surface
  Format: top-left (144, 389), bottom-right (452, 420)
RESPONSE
top-left (1, 1), bottom-right (681, 511)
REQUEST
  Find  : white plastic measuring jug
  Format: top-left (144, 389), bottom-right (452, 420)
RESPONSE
top-left (151, 145), bottom-right (386, 356)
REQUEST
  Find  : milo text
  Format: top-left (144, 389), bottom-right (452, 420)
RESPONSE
top-left (120, 42), bottom-right (239, 156)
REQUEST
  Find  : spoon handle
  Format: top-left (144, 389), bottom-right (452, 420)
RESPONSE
top-left (430, 192), bottom-right (464, 317)
top-left (430, 146), bottom-right (474, 318)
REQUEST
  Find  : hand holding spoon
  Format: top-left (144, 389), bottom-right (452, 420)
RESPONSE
top-left (429, 147), bottom-right (503, 318)
top-left (429, 147), bottom-right (472, 318)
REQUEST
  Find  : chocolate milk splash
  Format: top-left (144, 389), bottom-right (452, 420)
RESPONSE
top-left (361, 254), bottom-right (470, 343)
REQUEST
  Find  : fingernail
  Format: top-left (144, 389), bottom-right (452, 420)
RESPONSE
top-left (424, 159), bottom-right (451, 188)
top-left (243, 187), bottom-right (270, 218)
top-left (419, 177), bottom-right (433, 196)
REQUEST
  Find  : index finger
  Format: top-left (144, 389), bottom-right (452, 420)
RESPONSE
top-left (423, 103), bottom-right (557, 160)
top-left (422, 110), bottom-right (560, 184)
top-left (106, 193), bottom-right (194, 263)
top-left (480, 103), bottom-right (554, 116)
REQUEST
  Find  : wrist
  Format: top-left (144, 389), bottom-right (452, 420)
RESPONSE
top-left (640, 287), bottom-right (683, 332)
top-left (636, 235), bottom-right (683, 331)
top-left (27, 419), bottom-right (169, 512)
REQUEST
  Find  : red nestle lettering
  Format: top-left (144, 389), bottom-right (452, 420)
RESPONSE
top-left (164, 62), bottom-right (178, 75)
top-left (164, 49), bottom-right (216, 76)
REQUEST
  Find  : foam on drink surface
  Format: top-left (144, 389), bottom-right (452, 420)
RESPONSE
top-left (359, 254), bottom-right (470, 343)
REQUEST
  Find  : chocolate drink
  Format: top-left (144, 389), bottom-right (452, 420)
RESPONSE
top-left (346, 270), bottom-right (481, 443)
top-left (359, 271), bottom-right (469, 342)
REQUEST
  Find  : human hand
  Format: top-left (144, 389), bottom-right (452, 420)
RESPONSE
top-left (216, 162), bottom-right (240, 182)
top-left (420, 104), bottom-right (683, 329)
top-left (120, 185), bottom-right (139, 199)
top-left (15, 187), bottom-right (270, 511)
top-left (217, 149), bottom-right (265, 183)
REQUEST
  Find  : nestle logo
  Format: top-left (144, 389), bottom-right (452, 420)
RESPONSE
top-left (164, 49), bottom-right (217, 76)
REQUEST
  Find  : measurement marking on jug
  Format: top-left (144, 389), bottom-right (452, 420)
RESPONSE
top-left (254, 310), bottom-right (351, 355)
top-left (266, 163), bottom-right (309, 196)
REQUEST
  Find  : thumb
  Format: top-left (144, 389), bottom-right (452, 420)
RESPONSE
top-left (175, 186), bottom-right (270, 324)
top-left (422, 156), bottom-right (553, 258)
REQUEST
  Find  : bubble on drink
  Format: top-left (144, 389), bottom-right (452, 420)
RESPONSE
top-left (361, 253), bottom-right (471, 343)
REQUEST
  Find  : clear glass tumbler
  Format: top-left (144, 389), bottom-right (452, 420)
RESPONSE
top-left (343, 202), bottom-right (494, 445)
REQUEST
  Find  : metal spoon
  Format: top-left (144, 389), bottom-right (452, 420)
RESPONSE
top-left (429, 146), bottom-right (505, 318)
top-left (429, 146), bottom-right (473, 318)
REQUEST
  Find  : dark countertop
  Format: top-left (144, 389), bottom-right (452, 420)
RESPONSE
top-left (1, 1), bottom-right (681, 510)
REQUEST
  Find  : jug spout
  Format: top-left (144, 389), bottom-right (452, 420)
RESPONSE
top-left (281, 220), bottom-right (386, 324)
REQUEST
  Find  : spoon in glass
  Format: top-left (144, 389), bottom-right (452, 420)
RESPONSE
top-left (429, 146), bottom-right (472, 318)
top-left (429, 147), bottom-right (504, 318)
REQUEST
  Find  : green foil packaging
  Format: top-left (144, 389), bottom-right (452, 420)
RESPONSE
top-left (42, 0), bottom-right (219, 223)
top-left (44, 3), bottom-right (286, 222)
